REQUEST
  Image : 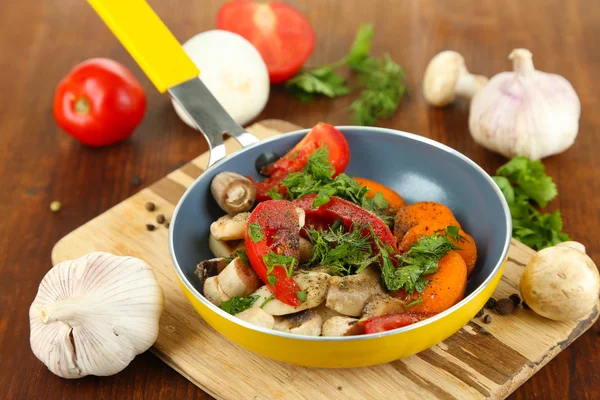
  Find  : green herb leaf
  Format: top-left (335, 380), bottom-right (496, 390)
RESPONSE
top-left (346, 25), bottom-right (374, 68)
top-left (248, 222), bottom-right (264, 243)
top-left (263, 252), bottom-right (297, 278)
top-left (267, 274), bottom-right (278, 286)
top-left (268, 187), bottom-right (284, 200)
top-left (235, 249), bottom-right (249, 265)
top-left (496, 157), bottom-right (557, 207)
top-left (285, 68), bottom-right (350, 98)
top-left (220, 295), bottom-right (260, 315)
top-left (296, 291), bottom-right (308, 302)
top-left (406, 297), bottom-right (423, 308)
top-left (260, 294), bottom-right (275, 308)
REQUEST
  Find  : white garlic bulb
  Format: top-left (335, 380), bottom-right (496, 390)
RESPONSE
top-left (469, 49), bottom-right (581, 160)
top-left (29, 252), bottom-right (164, 378)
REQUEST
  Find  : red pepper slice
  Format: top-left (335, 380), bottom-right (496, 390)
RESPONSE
top-left (293, 195), bottom-right (398, 253)
top-left (363, 312), bottom-right (436, 334)
top-left (245, 200), bottom-right (302, 306)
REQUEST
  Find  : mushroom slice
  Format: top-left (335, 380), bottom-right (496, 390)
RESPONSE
top-left (208, 234), bottom-right (240, 258)
top-left (313, 303), bottom-right (343, 323)
top-left (296, 207), bottom-right (306, 228)
top-left (322, 316), bottom-right (359, 337)
top-left (326, 267), bottom-right (385, 317)
top-left (251, 272), bottom-right (330, 316)
top-left (210, 172), bottom-right (256, 215)
top-left (274, 311), bottom-right (323, 336)
top-left (218, 258), bottom-right (261, 298)
top-left (210, 212), bottom-right (250, 241)
top-left (235, 307), bottom-right (275, 329)
top-left (299, 237), bottom-right (313, 264)
top-left (361, 294), bottom-right (408, 319)
top-left (203, 276), bottom-right (230, 306)
top-left (194, 258), bottom-right (229, 288)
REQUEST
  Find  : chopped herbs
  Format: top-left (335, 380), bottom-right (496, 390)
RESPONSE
top-left (263, 252), bottom-right (297, 278)
top-left (296, 290), bottom-right (307, 302)
top-left (259, 294), bottom-right (275, 308)
top-left (267, 274), bottom-right (278, 286)
top-left (220, 295), bottom-right (260, 315)
top-left (274, 147), bottom-right (393, 224)
top-left (236, 249), bottom-right (249, 265)
top-left (248, 222), bottom-right (264, 243)
top-left (379, 226), bottom-right (460, 292)
top-left (285, 25), bottom-right (406, 126)
top-left (406, 297), bottom-right (423, 308)
top-left (493, 157), bottom-right (570, 250)
top-left (306, 221), bottom-right (378, 276)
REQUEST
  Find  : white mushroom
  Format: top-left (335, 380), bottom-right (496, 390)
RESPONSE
top-left (326, 267), bottom-right (385, 316)
top-left (299, 237), bottom-right (313, 264)
top-left (210, 172), bottom-right (256, 215)
top-left (194, 258), bottom-right (229, 288)
top-left (217, 257), bottom-right (261, 298)
top-left (520, 241), bottom-right (599, 321)
top-left (361, 294), bottom-right (408, 319)
top-left (313, 303), bottom-right (343, 323)
top-left (208, 234), bottom-right (240, 258)
top-left (29, 252), bottom-right (164, 378)
top-left (203, 276), bottom-right (230, 306)
top-left (274, 311), bottom-right (323, 336)
top-left (251, 272), bottom-right (330, 315)
top-left (296, 207), bottom-right (306, 228)
top-left (210, 212), bottom-right (250, 241)
top-left (235, 308), bottom-right (275, 329)
top-left (423, 50), bottom-right (488, 107)
top-left (321, 316), bottom-right (359, 337)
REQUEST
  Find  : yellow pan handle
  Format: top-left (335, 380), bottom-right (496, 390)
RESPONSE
top-left (88, 0), bottom-right (199, 93)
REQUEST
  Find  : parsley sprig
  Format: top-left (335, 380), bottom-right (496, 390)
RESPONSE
top-left (285, 25), bottom-right (406, 126)
top-left (263, 252), bottom-right (297, 285)
top-left (220, 295), bottom-right (260, 315)
top-left (492, 157), bottom-right (570, 250)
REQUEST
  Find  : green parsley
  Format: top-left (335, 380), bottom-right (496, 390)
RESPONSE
top-left (406, 297), bottom-right (423, 308)
top-left (267, 274), bottom-right (278, 286)
top-left (220, 295), bottom-right (260, 315)
top-left (285, 25), bottom-right (406, 126)
top-left (248, 222), bottom-right (264, 243)
top-left (260, 294), bottom-right (275, 308)
top-left (296, 291), bottom-right (307, 302)
top-left (235, 249), bottom-right (249, 265)
top-left (492, 157), bottom-right (570, 250)
top-left (263, 252), bottom-right (297, 278)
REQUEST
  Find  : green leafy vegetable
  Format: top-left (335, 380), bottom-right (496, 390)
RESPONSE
top-left (259, 294), bottom-right (275, 308)
top-left (267, 274), bottom-right (278, 286)
top-left (406, 297), bottom-right (423, 308)
top-left (296, 291), bottom-right (307, 302)
top-left (220, 295), bottom-right (260, 315)
top-left (235, 249), bottom-right (249, 265)
top-left (263, 252), bottom-right (297, 278)
top-left (248, 222), bottom-right (264, 243)
top-left (493, 157), bottom-right (570, 250)
top-left (285, 24), bottom-right (406, 126)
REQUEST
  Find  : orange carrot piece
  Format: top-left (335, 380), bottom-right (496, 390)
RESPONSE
top-left (399, 221), bottom-right (478, 277)
top-left (353, 177), bottom-right (406, 210)
top-left (394, 201), bottom-right (460, 243)
top-left (396, 251), bottom-right (467, 313)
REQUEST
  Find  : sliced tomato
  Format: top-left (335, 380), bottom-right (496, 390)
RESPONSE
top-left (217, 0), bottom-right (315, 83)
top-left (362, 312), bottom-right (436, 334)
top-left (245, 200), bottom-right (302, 306)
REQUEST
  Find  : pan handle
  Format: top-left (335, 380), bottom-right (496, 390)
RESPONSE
top-left (87, 0), bottom-right (259, 167)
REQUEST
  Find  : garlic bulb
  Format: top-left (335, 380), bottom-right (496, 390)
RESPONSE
top-left (29, 252), bottom-right (164, 378)
top-left (469, 49), bottom-right (581, 160)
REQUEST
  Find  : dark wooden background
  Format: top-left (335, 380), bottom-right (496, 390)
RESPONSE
top-left (1, 0), bottom-right (598, 399)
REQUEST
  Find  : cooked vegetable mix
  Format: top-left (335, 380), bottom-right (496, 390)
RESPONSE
top-left (200, 124), bottom-right (478, 335)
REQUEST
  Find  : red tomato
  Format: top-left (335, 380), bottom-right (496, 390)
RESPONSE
top-left (362, 312), bottom-right (436, 334)
top-left (245, 200), bottom-right (303, 306)
top-left (53, 58), bottom-right (146, 147)
top-left (217, 0), bottom-right (316, 83)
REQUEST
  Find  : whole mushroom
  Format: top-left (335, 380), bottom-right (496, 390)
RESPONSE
top-left (422, 50), bottom-right (488, 107)
top-left (520, 242), bottom-right (599, 321)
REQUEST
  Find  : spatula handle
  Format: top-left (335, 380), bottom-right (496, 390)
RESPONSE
top-left (88, 0), bottom-right (199, 93)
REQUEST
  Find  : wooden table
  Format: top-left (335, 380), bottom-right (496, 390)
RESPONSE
top-left (1, 0), bottom-right (598, 399)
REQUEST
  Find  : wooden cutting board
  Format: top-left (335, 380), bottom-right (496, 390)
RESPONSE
top-left (52, 119), bottom-right (598, 400)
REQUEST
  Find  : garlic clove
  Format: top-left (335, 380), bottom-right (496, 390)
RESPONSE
top-left (29, 252), bottom-right (164, 378)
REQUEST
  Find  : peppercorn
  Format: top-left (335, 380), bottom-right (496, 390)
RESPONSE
top-left (146, 224), bottom-right (155, 231)
top-left (522, 301), bottom-right (531, 310)
top-left (475, 309), bottom-right (484, 318)
top-left (483, 314), bottom-right (492, 324)
top-left (165, 222), bottom-right (170, 229)
top-left (479, 327), bottom-right (490, 335)
top-left (485, 297), bottom-right (497, 309)
top-left (131, 176), bottom-right (142, 186)
top-left (145, 202), bottom-right (156, 211)
top-left (509, 293), bottom-right (521, 306)
top-left (156, 214), bottom-right (165, 224)
top-left (495, 298), bottom-right (515, 315)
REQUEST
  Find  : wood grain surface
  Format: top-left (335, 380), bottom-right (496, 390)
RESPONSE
top-left (0, 0), bottom-right (598, 399)
top-left (49, 121), bottom-right (599, 400)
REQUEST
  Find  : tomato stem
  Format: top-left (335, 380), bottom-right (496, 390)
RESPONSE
top-left (73, 97), bottom-right (90, 115)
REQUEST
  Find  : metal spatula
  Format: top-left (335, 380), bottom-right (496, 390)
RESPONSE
top-left (88, 0), bottom-right (259, 166)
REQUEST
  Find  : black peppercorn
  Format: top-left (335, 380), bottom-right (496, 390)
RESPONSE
top-left (145, 202), bottom-right (156, 211)
top-left (156, 214), bottom-right (166, 224)
top-left (146, 224), bottom-right (155, 231)
top-left (522, 301), bottom-right (531, 310)
top-left (483, 314), bottom-right (492, 324)
top-left (485, 297), bottom-right (497, 309)
top-left (495, 298), bottom-right (515, 315)
top-left (475, 309), bottom-right (484, 318)
top-left (509, 293), bottom-right (521, 306)
top-left (165, 222), bottom-right (170, 229)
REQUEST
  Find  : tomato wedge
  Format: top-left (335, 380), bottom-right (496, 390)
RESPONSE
top-left (362, 312), bottom-right (436, 334)
top-left (293, 195), bottom-right (398, 253)
top-left (217, 0), bottom-right (315, 83)
top-left (245, 200), bottom-right (302, 306)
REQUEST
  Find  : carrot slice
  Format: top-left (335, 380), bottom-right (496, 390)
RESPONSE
top-left (353, 177), bottom-right (406, 210)
top-left (396, 251), bottom-right (467, 313)
top-left (399, 221), bottom-right (477, 277)
top-left (394, 201), bottom-right (460, 242)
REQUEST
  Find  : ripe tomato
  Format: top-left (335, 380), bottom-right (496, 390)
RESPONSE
top-left (217, 0), bottom-right (315, 83)
top-left (53, 58), bottom-right (146, 147)
top-left (362, 312), bottom-right (436, 334)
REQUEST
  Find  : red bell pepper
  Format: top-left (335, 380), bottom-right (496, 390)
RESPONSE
top-left (245, 200), bottom-right (303, 306)
top-left (363, 312), bottom-right (436, 334)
